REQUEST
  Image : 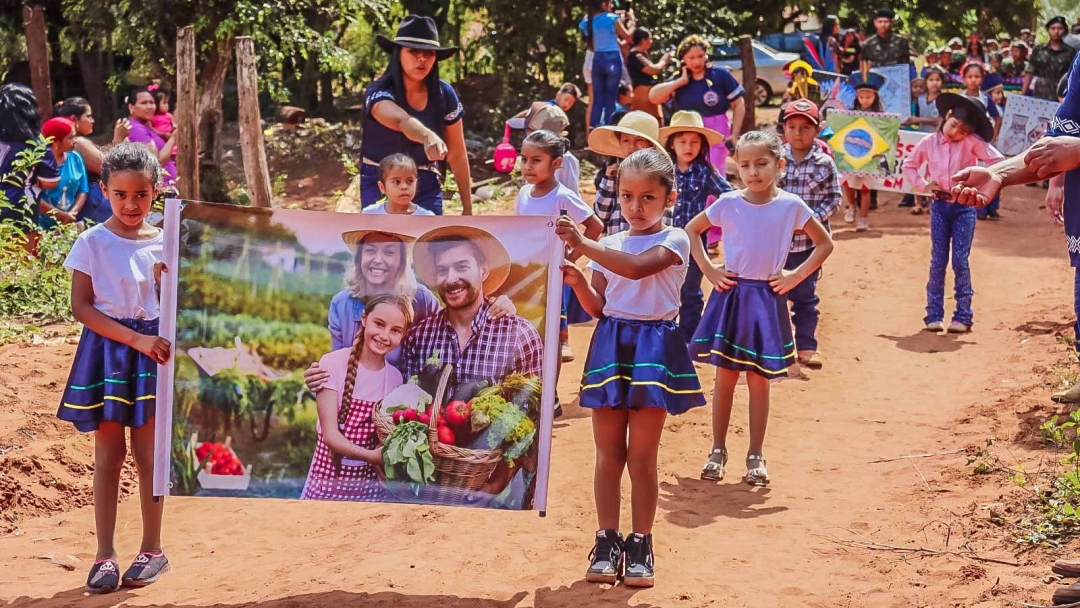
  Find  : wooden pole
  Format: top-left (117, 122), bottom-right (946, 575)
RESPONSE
top-left (176, 26), bottom-right (199, 200)
top-left (738, 34), bottom-right (757, 135)
top-left (22, 3), bottom-right (52, 119)
top-left (235, 36), bottom-right (272, 208)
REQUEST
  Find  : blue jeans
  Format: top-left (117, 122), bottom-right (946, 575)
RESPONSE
top-left (678, 235), bottom-right (708, 343)
top-left (977, 196), bottom-right (1000, 218)
top-left (359, 163), bottom-right (444, 215)
top-left (590, 51), bottom-right (624, 128)
top-left (926, 200), bottom-right (976, 326)
top-left (784, 248), bottom-right (821, 352)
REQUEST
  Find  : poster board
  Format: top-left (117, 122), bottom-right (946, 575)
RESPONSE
top-left (871, 64), bottom-right (912, 122)
top-left (826, 110), bottom-right (902, 177)
top-left (994, 95), bottom-right (1062, 157)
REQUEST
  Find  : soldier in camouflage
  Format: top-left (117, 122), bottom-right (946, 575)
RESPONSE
top-left (860, 7), bottom-right (912, 69)
top-left (1024, 16), bottom-right (1078, 101)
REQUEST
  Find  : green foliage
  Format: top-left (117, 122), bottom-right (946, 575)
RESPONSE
top-left (1016, 436), bottom-right (1080, 546)
top-left (178, 266), bottom-right (330, 325)
top-left (176, 311), bottom-right (331, 371)
top-left (197, 366), bottom-right (313, 423)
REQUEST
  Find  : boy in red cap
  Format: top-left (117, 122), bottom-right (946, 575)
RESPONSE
top-left (777, 100), bottom-right (842, 371)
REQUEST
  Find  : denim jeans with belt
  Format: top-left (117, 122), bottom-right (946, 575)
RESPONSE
top-left (926, 199), bottom-right (976, 326)
top-left (784, 248), bottom-right (822, 352)
top-left (590, 51), bottom-right (624, 128)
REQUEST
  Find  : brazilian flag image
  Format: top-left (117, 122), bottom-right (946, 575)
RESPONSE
top-left (825, 110), bottom-right (901, 176)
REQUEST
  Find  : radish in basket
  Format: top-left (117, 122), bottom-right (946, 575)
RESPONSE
top-left (493, 123), bottom-right (518, 173)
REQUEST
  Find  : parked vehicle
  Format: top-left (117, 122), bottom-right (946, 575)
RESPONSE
top-left (759, 31), bottom-right (826, 70)
top-left (709, 39), bottom-right (800, 107)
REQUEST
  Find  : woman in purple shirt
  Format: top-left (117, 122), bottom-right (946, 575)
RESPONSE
top-left (650, 35), bottom-right (746, 172)
top-left (125, 86), bottom-right (177, 192)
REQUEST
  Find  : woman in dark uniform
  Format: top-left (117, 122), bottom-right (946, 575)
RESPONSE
top-left (360, 15), bottom-right (472, 215)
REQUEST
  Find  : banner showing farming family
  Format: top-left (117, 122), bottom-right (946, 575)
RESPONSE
top-left (153, 201), bottom-right (563, 511)
top-left (994, 95), bottom-right (1062, 157)
top-left (826, 109), bottom-right (901, 177)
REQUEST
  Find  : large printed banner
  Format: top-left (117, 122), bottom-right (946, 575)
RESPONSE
top-left (153, 201), bottom-right (563, 511)
top-left (870, 64), bottom-right (912, 122)
top-left (826, 110), bottom-right (901, 177)
top-left (994, 95), bottom-right (1062, 157)
top-left (848, 130), bottom-right (932, 194)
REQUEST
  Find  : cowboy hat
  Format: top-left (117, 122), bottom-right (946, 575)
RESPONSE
top-left (377, 15), bottom-right (459, 61)
top-left (588, 111), bottom-right (668, 158)
top-left (935, 93), bottom-right (994, 143)
top-left (341, 229), bottom-right (416, 252)
top-left (784, 60), bottom-right (820, 86)
top-left (659, 111), bottom-right (724, 146)
top-left (412, 225), bottom-right (512, 295)
top-left (526, 104), bottom-right (570, 136)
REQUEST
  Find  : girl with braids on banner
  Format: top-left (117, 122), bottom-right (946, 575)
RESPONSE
top-left (301, 294), bottom-right (415, 502)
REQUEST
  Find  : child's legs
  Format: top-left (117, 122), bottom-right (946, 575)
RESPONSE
top-left (586, 84), bottom-right (595, 132)
top-left (93, 422), bottom-right (127, 560)
top-left (784, 249), bottom-right (821, 352)
top-left (626, 407), bottom-right (667, 535)
top-left (842, 185), bottom-right (856, 209)
top-left (129, 420), bottom-right (164, 553)
top-left (746, 372), bottom-right (771, 455)
top-left (924, 200), bottom-right (954, 324)
top-left (592, 407), bottom-right (629, 530)
top-left (678, 234), bottom-right (707, 342)
top-left (857, 188), bottom-right (872, 218)
top-left (710, 368), bottom-right (740, 450)
top-left (949, 206), bottom-right (977, 326)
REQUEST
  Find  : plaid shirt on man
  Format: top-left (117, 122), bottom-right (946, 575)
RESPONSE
top-left (400, 300), bottom-right (544, 391)
top-left (673, 160), bottom-right (732, 228)
top-left (779, 144), bottom-right (842, 253)
top-left (594, 163), bottom-right (674, 236)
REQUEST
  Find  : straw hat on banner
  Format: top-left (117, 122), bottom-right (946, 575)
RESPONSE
top-left (412, 225), bottom-right (512, 294)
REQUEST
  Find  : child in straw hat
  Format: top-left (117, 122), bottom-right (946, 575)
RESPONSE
top-left (658, 110), bottom-right (732, 343)
top-left (587, 110), bottom-right (671, 236)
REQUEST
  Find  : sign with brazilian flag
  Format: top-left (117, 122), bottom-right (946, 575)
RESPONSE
top-left (826, 110), bottom-right (901, 177)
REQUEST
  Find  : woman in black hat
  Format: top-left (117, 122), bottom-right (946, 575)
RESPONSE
top-left (359, 15), bottom-right (471, 215)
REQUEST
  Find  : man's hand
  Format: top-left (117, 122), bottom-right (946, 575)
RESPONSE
top-left (1024, 136), bottom-right (1080, 179)
top-left (303, 362), bottom-right (330, 392)
top-left (1046, 177), bottom-right (1065, 226)
top-left (951, 166), bottom-right (1003, 208)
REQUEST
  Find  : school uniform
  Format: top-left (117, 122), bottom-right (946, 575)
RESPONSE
top-left (579, 227), bottom-right (705, 414)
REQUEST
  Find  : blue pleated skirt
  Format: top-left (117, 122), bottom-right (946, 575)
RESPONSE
top-left (57, 318), bottom-right (160, 433)
top-left (561, 284), bottom-right (593, 332)
top-left (690, 279), bottom-right (794, 378)
top-left (579, 317), bottom-right (705, 415)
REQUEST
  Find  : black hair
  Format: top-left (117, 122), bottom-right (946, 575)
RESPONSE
top-left (523, 129), bottom-right (570, 160)
top-left (55, 97), bottom-right (91, 121)
top-left (618, 82), bottom-right (632, 97)
top-left (375, 48), bottom-right (445, 132)
top-left (619, 148), bottom-right (676, 194)
top-left (101, 142), bottom-right (163, 187)
top-left (151, 89), bottom-right (170, 110)
top-left (938, 105), bottom-right (980, 136)
top-left (0, 83), bottom-right (42, 142)
top-left (584, 0), bottom-right (605, 49)
top-left (631, 27), bottom-right (651, 47)
top-left (962, 61), bottom-right (985, 78)
top-left (559, 83), bottom-right (583, 99)
top-left (125, 86), bottom-right (153, 109)
top-left (820, 16), bottom-right (838, 42)
top-left (966, 39), bottom-right (984, 58)
top-left (856, 88), bottom-right (883, 112)
top-left (378, 153), bottom-right (418, 182)
top-left (664, 131), bottom-right (716, 173)
top-left (429, 236), bottom-right (487, 267)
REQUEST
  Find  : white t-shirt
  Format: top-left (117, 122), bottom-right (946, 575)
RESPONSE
top-left (516, 182), bottom-right (594, 224)
top-left (361, 201), bottom-right (436, 216)
top-left (588, 226), bottom-right (690, 321)
top-left (555, 152), bottom-right (581, 198)
top-left (705, 189), bottom-right (814, 280)
top-left (63, 223), bottom-right (163, 320)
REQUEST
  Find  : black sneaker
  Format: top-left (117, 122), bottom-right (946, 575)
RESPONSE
top-left (121, 551), bottom-right (170, 587)
top-left (987, 209), bottom-right (1001, 220)
top-left (898, 194), bottom-right (915, 208)
top-left (554, 397), bottom-right (563, 419)
top-left (623, 533), bottom-right (655, 588)
top-left (86, 559), bottom-right (120, 594)
top-left (585, 529), bottom-right (623, 584)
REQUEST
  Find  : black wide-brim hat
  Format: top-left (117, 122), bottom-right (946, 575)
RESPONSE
top-left (935, 92), bottom-right (994, 143)
top-left (377, 15), bottom-right (459, 61)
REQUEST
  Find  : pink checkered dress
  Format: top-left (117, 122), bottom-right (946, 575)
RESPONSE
top-left (300, 398), bottom-right (385, 502)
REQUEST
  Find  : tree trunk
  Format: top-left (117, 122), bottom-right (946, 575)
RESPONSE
top-left (197, 36), bottom-right (235, 167)
top-left (298, 52), bottom-right (319, 112)
top-left (318, 70), bottom-right (335, 117)
top-left (738, 35), bottom-right (757, 135)
top-left (176, 26), bottom-right (200, 201)
top-left (76, 48), bottom-right (105, 134)
top-left (22, 3), bottom-right (52, 119)
top-left (235, 37), bottom-right (273, 208)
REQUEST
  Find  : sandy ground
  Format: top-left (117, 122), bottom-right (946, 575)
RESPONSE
top-left (4, 185), bottom-right (1080, 607)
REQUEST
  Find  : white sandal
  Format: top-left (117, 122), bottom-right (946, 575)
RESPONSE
top-left (745, 455), bottom-right (770, 487)
top-left (700, 448), bottom-right (728, 481)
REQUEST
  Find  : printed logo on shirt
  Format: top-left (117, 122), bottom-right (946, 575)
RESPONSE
top-left (445, 102), bottom-right (464, 123)
top-left (367, 89), bottom-right (395, 107)
top-left (703, 91), bottom-right (720, 107)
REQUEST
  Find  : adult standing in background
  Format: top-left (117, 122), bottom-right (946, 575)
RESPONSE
top-left (359, 15), bottom-right (471, 215)
top-left (625, 27), bottom-right (672, 124)
top-left (837, 28), bottom-right (862, 76)
top-left (861, 7), bottom-right (912, 72)
top-left (818, 15), bottom-right (842, 72)
top-left (125, 86), bottom-right (178, 193)
top-left (649, 35), bottom-right (745, 173)
top-left (1024, 17), bottom-right (1077, 101)
top-left (54, 97), bottom-right (131, 224)
top-left (0, 83), bottom-right (60, 253)
top-left (580, 0), bottom-right (635, 129)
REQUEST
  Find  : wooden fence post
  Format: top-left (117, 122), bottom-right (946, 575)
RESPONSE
top-left (22, 3), bottom-right (52, 119)
top-left (235, 36), bottom-right (273, 208)
top-left (738, 34), bottom-right (757, 135)
top-left (176, 26), bottom-right (199, 200)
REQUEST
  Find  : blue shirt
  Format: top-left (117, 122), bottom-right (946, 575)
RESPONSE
top-left (39, 150), bottom-right (89, 211)
top-left (1048, 51), bottom-right (1080, 266)
top-left (670, 67), bottom-right (745, 117)
top-left (672, 159), bottom-right (732, 228)
top-left (327, 285), bottom-right (441, 368)
top-left (0, 139), bottom-right (58, 223)
top-left (361, 77), bottom-right (464, 168)
top-left (579, 12), bottom-right (621, 53)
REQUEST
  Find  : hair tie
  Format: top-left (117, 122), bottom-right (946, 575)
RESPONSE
top-left (147, 84), bottom-right (159, 92)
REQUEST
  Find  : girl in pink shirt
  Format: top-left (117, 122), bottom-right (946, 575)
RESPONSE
top-left (300, 293), bottom-right (413, 502)
top-left (148, 87), bottom-right (177, 158)
top-left (901, 93), bottom-right (1004, 334)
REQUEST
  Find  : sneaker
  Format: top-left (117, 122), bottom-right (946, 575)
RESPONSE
top-left (947, 321), bottom-right (971, 334)
top-left (561, 342), bottom-right (575, 363)
top-left (987, 209), bottom-right (1001, 220)
top-left (924, 321), bottom-right (944, 332)
top-left (622, 533), bottom-right (655, 588)
top-left (586, 530), bottom-right (624, 584)
top-left (122, 551), bottom-right (170, 587)
top-left (843, 207), bottom-right (855, 223)
top-left (554, 397), bottom-right (563, 419)
top-left (855, 217), bottom-right (868, 232)
top-left (86, 559), bottom-right (120, 594)
top-left (898, 194), bottom-right (915, 208)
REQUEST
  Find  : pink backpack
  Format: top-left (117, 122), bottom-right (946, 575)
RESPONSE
top-left (493, 123), bottom-right (518, 173)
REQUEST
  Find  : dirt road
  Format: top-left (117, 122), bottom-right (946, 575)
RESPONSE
top-left (2, 186), bottom-right (1078, 607)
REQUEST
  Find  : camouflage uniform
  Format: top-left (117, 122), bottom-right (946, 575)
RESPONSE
top-left (861, 33), bottom-right (912, 67)
top-left (1026, 43), bottom-right (1078, 101)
